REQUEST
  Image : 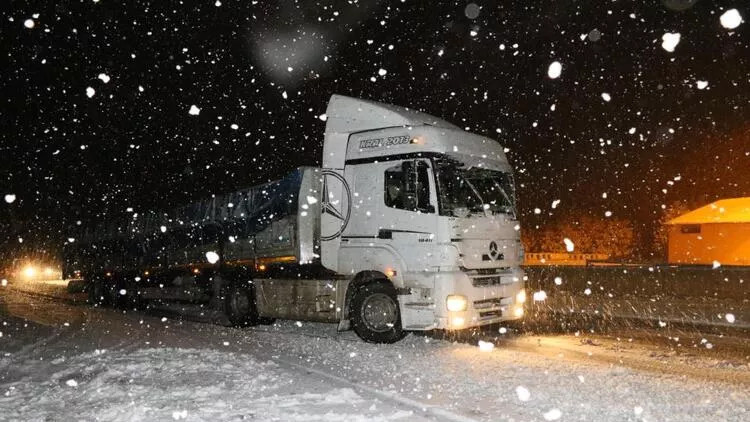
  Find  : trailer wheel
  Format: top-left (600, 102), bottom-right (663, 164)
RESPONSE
top-left (125, 285), bottom-right (148, 311)
top-left (257, 317), bottom-right (276, 325)
top-left (351, 281), bottom-right (406, 343)
top-left (105, 279), bottom-right (127, 309)
top-left (224, 282), bottom-right (259, 327)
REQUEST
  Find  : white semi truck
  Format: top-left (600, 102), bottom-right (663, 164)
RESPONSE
top-left (63, 95), bottom-right (526, 343)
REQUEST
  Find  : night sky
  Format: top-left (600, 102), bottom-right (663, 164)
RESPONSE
top-left (2, 0), bottom-right (749, 260)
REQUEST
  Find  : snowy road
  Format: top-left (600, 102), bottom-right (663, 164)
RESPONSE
top-left (1, 286), bottom-right (748, 421)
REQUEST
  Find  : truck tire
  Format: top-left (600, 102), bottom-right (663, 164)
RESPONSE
top-left (87, 280), bottom-right (106, 307)
top-left (224, 282), bottom-right (259, 327)
top-left (351, 281), bottom-right (406, 343)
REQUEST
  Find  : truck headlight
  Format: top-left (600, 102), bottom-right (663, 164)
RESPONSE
top-left (515, 289), bottom-right (526, 304)
top-left (451, 316), bottom-right (465, 328)
top-left (446, 295), bottom-right (468, 312)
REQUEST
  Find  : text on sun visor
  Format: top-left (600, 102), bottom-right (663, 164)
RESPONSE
top-left (359, 135), bottom-right (410, 149)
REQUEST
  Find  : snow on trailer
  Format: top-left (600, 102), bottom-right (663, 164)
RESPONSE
top-left (63, 95), bottom-right (526, 343)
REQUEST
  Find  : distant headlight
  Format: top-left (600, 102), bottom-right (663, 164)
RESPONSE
top-left (446, 294), bottom-right (468, 312)
top-left (515, 289), bottom-right (526, 304)
top-left (22, 266), bottom-right (37, 279)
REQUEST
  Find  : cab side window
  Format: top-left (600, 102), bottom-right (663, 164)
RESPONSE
top-left (384, 160), bottom-right (434, 213)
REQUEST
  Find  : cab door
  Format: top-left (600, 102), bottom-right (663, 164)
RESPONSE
top-left (340, 158), bottom-right (439, 277)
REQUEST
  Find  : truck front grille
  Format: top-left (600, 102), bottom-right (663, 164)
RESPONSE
top-left (479, 310), bottom-right (503, 319)
top-left (473, 297), bottom-right (512, 309)
top-left (471, 275), bottom-right (501, 287)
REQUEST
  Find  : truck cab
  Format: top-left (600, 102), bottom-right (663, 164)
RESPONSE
top-left (320, 95), bottom-right (525, 334)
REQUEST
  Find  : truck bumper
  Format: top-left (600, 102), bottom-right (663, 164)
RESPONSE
top-left (431, 269), bottom-right (525, 330)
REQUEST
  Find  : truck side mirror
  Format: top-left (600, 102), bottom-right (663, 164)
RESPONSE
top-left (401, 160), bottom-right (434, 214)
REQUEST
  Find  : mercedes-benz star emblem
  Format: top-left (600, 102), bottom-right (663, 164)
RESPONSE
top-left (488, 241), bottom-right (499, 260)
top-left (320, 170), bottom-right (352, 241)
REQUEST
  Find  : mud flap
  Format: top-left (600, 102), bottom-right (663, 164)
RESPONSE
top-left (337, 318), bottom-right (351, 331)
top-left (210, 275), bottom-right (226, 310)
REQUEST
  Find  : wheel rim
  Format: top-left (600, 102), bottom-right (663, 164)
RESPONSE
top-left (361, 293), bottom-right (398, 333)
top-left (231, 289), bottom-right (251, 315)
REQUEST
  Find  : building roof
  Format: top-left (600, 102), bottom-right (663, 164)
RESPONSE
top-left (667, 197), bottom-right (750, 225)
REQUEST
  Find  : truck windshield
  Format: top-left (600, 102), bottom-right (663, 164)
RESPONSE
top-left (435, 158), bottom-right (516, 218)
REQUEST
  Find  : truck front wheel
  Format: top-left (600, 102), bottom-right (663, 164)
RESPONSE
top-left (224, 282), bottom-right (259, 327)
top-left (351, 281), bottom-right (406, 343)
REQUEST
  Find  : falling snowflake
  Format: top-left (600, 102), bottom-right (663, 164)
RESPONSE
top-left (188, 105), bottom-right (201, 115)
top-left (601, 92), bottom-right (611, 102)
top-left (205, 251), bottom-right (220, 264)
top-left (24, 19), bottom-right (35, 29)
top-left (515, 385), bottom-right (531, 401)
top-left (661, 33), bottom-right (680, 52)
top-left (720, 9), bottom-right (742, 29)
top-left (478, 340), bottom-right (494, 352)
top-left (464, 3), bottom-right (481, 19)
top-left (563, 237), bottom-right (574, 252)
top-left (86, 87), bottom-right (95, 98)
top-left (695, 80), bottom-right (708, 90)
top-left (172, 410), bottom-right (188, 420)
top-left (4, 194), bottom-right (16, 204)
top-left (532, 290), bottom-right (547, 302)
top-left (97, 73), bottom-right (110, 83)
top-left (725, 313), bottom-right (735, 324)
top-left (543, 408), bottom-right (562, 421)
top-left (547, 61), bottom-right (562, 79)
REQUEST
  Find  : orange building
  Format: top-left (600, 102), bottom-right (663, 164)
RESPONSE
top-left (666, 198), bottom-right (750, 266)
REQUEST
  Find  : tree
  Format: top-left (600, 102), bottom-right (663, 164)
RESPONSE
top-left (524, 213), bottom-right (635, 259)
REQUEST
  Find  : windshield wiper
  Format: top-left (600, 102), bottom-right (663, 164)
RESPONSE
top-left (491, 179), bottom-right (516, 218)
top-left (462, 178), bottom-right (489, 214)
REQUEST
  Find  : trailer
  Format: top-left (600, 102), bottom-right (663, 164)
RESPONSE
top-left (63, 95), bottom-right (526, 343)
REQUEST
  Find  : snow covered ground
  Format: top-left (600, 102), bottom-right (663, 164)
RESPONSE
top-left (1, 287), bottom-right (748, 421)
top-left (2, 345), bottom-right (422, 422)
